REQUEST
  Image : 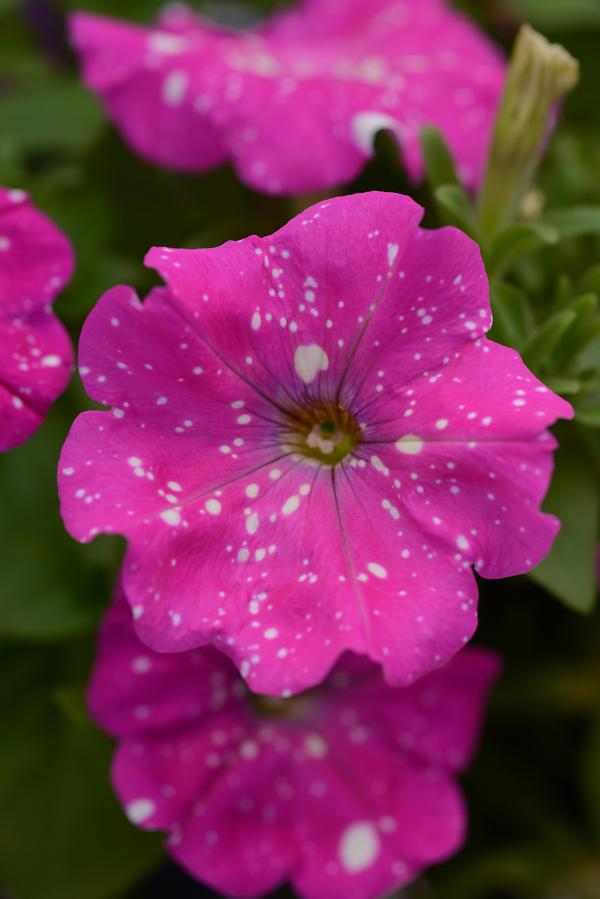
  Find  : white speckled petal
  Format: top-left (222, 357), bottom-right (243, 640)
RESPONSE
top-left (88, 590), bottom-right (499, 899)
top-left (70, 0), bottom-right (506, 194)
top-left (0, 188), bottom-right (73, 452)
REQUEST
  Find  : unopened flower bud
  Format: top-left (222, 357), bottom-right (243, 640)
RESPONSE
top-left (477, 25), bottom-right (579, 239)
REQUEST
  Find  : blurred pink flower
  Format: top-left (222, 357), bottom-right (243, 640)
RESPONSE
top-left (0, 188), bottom-right (73, 452)
top-left (89, 588), bottom-right (500, 899)
top-left (59, 192), bottom-right (570, 695)
top-left (70, 0), bottom-right (505, 195)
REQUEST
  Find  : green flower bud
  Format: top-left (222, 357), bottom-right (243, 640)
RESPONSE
top-left (477, 24), bottom-right (579, 240)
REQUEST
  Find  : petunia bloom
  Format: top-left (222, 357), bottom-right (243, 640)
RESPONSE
top-left (0, 188), bottom-right (73, 452)
top-left (70, 0), bottom-right (505, 195)
top-left (89, 588), bottom-right (500, 899)
top-left (59, 192), bottom-right (571, 695)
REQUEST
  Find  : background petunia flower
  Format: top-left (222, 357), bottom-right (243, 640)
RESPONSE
top-left (0, 188), bottom-right (73, 452)
top-left (70, 0), bottom-right (506, 195)
top-left (59, 192), bottom-right (572, 695)
top-left (89, 588), bottom-right (500, 899)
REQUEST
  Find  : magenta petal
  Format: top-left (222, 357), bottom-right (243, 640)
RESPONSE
top-left (88, 591), bottom-right (243, 738)
top-left (70, 1), bottom-right (505, 194)
top-left (89, 589), bottom-right (499, 899)
top-left (70, 13), bottom-right (227, 172)
top-left (0, 188), bottom-right (73, 451)
top-left (169, 746), bottom-right (295, 897)
top-left (60, 193), bottom-right (570, 693)
top-left (291, 750), bottom-right (465, 899)
top-left (327, 648), bottom-right (501, 771)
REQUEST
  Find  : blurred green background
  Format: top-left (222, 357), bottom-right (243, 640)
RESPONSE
top-left (0, 1), bottom-right (599, 897)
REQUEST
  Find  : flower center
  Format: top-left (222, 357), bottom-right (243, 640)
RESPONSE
top-left (281, 403), bottom-right (361, 465)
top-left (251, 693), bottom-right (311, 719)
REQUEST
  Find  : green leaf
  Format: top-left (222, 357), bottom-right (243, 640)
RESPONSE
top-left (553, 294), bottom-right (600, 370)
top-left (521, 309), bottom-right (577, 371)
top-left (542, 206), bottom-right (600, 240)
top-left (52, 686), bottom-right (90, 727)
top-left (510, 0), bottom-right (600, 30)
top-left (372, 128), bottom-right (403, 172)
top-left (489, 280), bottom-right (534, 348)
top-left (0, 82), bottom-right (104, 155)
top-left (420, 125), bottom-right (460, 190)
top-left (578, 263), bottom-right (600, 295)
top-left (54, 0), bottom-right (177, 19)
top-left (0, 645), bottom-right (163, 899)
top-left (0, 404), bottom-right (118, 641)
top-left (553, 274), bottom-right (573, 310)
top-left (545, 376), bottom-right (583, 396)
top-left (433, 184), bottom-right (476, 238)
top-left (582, 713), bottom-right (600, 839)
top-left (486, 224), bottom-right (559, 278)
top-left (529, 436), bottom-right (599, 612)
top-left (576, 405), bottom-right (600, 427)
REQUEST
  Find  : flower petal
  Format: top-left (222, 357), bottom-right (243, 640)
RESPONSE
top-left (90, 593), bottom-right (496, 899)
top-left (71, 2), bottom-right (505, 194)
top-left (70, 12), bottom-right (227, 172)
top-left (0, 188), bottom-right (73, 451)
top-left (364, 340), bottom-right (572, 578)
top-left (61, 193), bottom-right (568, 693)
top-left (88, 592), bottom-right (243, 738)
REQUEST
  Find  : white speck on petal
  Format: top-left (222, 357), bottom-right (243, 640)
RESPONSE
top-left (304, 734), bottom-right (328, 758)
top-left (339, 822), bottom-right (380, 873)
top-left (294, 344), bottom-right (329, 384)
top-left (126, 799), bottom-right (156, 824)
top-left (41, 355), bottom-right (62, 368)
top-left (160, 509), bottom-right (181, 526)
top-left (367, 562), bottom-right (388, 579)
top-left (162, 70), bottom-right (188, 106)
top-left (395, 435), bottom-right (424, 455)
top-left (351, 112), bottom-right (400, 154)
top-left (282, 495), bottom-right (300, 516)
top-left (149, 33), bottom-right (187, 55)
top-left (246, 513), bottom-right (259, 535)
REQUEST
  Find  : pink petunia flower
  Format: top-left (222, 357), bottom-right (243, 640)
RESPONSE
top-left (0, 188), bottom-right (73, 452)
top-left (89, 587), bottom-right (500, 899)
top-left (70, 0), bottom-right (505, 195)
top-left (59, 192), bottom-right (571, 695)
